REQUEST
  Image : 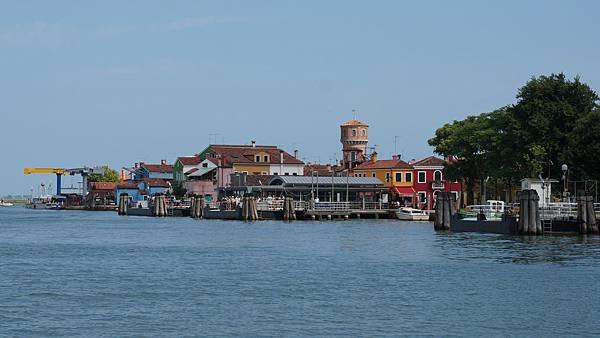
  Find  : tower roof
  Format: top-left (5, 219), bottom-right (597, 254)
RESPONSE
top-left (341, 119), bottom-right (368, 127)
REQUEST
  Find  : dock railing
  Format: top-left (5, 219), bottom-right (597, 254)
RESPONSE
top-left (254, 200), bottom-right (390, 212)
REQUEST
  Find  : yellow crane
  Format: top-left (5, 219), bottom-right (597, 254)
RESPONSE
top-left (24, 167), bottom-right (104, 196)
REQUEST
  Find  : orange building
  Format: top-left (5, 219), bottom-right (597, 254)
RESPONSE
top-left (352, 153), bottom-right (416, 203)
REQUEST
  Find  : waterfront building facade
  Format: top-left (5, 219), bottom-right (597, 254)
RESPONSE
top-left (352, 153), bottom-right (416, 204)
top-left (199, 143), bottom-right (304, 176)
top-left (134, 160), bottom-right (173, 181)
top-left (411, 156), bottom-right (462, 210)
top-left (173, 156), bottom-right (201, 182)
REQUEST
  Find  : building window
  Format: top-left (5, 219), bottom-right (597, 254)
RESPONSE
top-left (261, 172), bottom-right (268, 175)
top-left (273, 172), bottom-right (278, 175)
top-left (418, 171), bottom-right (426, 183)
top-left (293, 173), bottom-right (298, 176)
top-left (434, 170), bottom-right (442, 181)
top-left (351, 151), bottom-right (356, 162)
top-left (263, 155), bottom-right (269, 162)
top-left (284, 173), bottom-right (289, 176)
top-left (395, 172), bottom-right (402, 182)
top-left (418, 192), bottom-right (427, 204)
top-left (405, 172), bottom-right (412, 183)
top-left (202, 163), bottom-right (208, 168)
top-left (372, 172), bottom-right (376, 177)
top-left (352, 129), bottom-right (357, 137)
top-left (255, 155), bottom-right (261, 162)
top-left (385, 172), bottom-right (391, 183)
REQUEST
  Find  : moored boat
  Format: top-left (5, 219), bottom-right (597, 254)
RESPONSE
top-left (396, 207), bottom-right (430, 221)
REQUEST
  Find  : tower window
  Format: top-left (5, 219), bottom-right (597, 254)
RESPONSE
top-left (362, 130), bottom-right (366, 137)
top-left (352, 129), bottom-right (357, 137)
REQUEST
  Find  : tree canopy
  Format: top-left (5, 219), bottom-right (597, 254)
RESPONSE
top-left (87, 166), bottom-right (121, 183)
top-left (429, 73), bottom-right (599, 201)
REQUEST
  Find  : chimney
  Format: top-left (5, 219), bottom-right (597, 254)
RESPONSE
top-left (160, 159), bottom-right (167, 165)
top-left (294, 149), bottom-right (298, 158)
top-left (251, 140), bottom-right (256, 148)
top-left (392, 154), bottom-right (400, 160)
top-left (371, 151), bottom-right (378, 163)
top-left (280, 150), bottom-right (284, 174)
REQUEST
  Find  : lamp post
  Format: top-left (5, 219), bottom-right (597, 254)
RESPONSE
top-left (561, 164), bottom-right (568, 201)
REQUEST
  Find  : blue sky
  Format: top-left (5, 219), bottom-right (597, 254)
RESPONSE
top-left (1, 0), bottom-right (599, 195)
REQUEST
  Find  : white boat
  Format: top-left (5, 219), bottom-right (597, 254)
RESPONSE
top-left (461, 200), bottom-right (506, 221)
top-left (396, 207), bottom-right (430, 221)
top-left (0, 200), bottom-right (14, 207)
top-left (25, 197), bottom-right (64, 210)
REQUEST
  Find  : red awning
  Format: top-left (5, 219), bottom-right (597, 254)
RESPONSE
top-left (393, 186), bottom-right (416, 197)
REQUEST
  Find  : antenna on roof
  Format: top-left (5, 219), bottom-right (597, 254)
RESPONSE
top-left (352, 109), bottom-right (357, 120)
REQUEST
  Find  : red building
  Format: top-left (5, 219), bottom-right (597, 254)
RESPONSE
top-left (411, 156), bottom-right (462, 210)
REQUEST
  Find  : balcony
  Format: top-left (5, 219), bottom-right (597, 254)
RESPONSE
top-left (431, 180), bottom-right (445, 190)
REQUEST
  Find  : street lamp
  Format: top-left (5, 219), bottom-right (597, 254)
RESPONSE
top-left (561, 164), bottom-right (568, 200)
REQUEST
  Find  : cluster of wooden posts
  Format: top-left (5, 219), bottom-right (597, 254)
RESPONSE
top-left (190, 195), bottom-right (204, 219)
top-left (242, 196), bottom-right (259, 221)
top-left (577, 195), bottom-right (599, 234)
top-left (152, 195), bottom-right (168, 217)
top-left (518, 189), bottom-right (541, 235)
top-left (282, 197), bottom-right (297, 221)
top-left (117, 194), bottom-right (129, 215)
top-left (434, 192), bottom-right (454, 231)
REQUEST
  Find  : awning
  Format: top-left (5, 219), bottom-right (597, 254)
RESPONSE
top-left (393, 186), bottom-right (416, 197)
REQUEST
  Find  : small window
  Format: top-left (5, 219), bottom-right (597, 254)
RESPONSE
top-left (261, 172), bottom-right (268, 175)
top-left (418, 171), bottom-right (426, 183)
top-left (434, 170), bottom-right (442, 181)
top-left (292, 173), bottom-right (297, 176)
top-left (385, 173), bottom-right (391, 183)
top-left (255, 155), bottom-right (261, 162)
top-left (352, 129), bottom-right (357, 137)
top-left (284, 173), bottom-right (289, 176)
top-left (395, 173), bottom-right (402, 182)
top-left (405, 172), bottom-right (412, 182)
top-left (362, 130), bottom-right (366, 137)
top-left (418, 192), bottom-right (427, 203)
top-left (202, 163), bottom-right (208, 168)
top-left (372, 172), bottom-right (376, 177)
top-left (263, 155), bottom-right (269, 162)
top-left (273, 172), bottom-right (278, 175)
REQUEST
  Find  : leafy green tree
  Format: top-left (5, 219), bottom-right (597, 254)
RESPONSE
top-left (88, 166), bottom-right (121, 182)
top-left (509, 73), bottom-right (599, 179)
top-left (565, 108), bottom-right (600, 180)
top-left (171, 181), bottom-right (187, 199)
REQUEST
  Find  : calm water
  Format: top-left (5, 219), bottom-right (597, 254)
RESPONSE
top-left (1, 207), bottom-right (600, 337)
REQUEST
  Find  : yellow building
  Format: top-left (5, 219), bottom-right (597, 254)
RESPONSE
top-left (352, 153), bottom-right (416, 198)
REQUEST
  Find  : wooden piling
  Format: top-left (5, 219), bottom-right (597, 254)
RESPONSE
top-left (519, 190), bottom-right (529, 234)
top-left (434, 192), bottom-right (452, 231)
top-left (586, 196), bottom-right (598, 234)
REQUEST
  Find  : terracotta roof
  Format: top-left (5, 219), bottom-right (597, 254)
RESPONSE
top-left (185, 168), bottom-right (199, 175)
top-left (341, 119), bottom-right (368, 127)
top-left (412, 156), bottom-right (445, 167)
top-left (205, 144), bottom-right (304, 166)
top-left (116, 182), bottom-right (139, 189)
top-left (177, 156), bottom-right (201, 166)
top-left (141, 178), bottom-right (170, 188)
top-left (304, 164), bottom-right (339, 176)
top-left (89, 182), bottom-right (119, 190)
top-left (354, 159), bottom-right (413, 170)
top-left (141, 163), bottom-right (173, 173)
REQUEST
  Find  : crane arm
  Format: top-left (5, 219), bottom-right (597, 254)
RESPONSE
top-left (23, 168), bottom-right (66, 175)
